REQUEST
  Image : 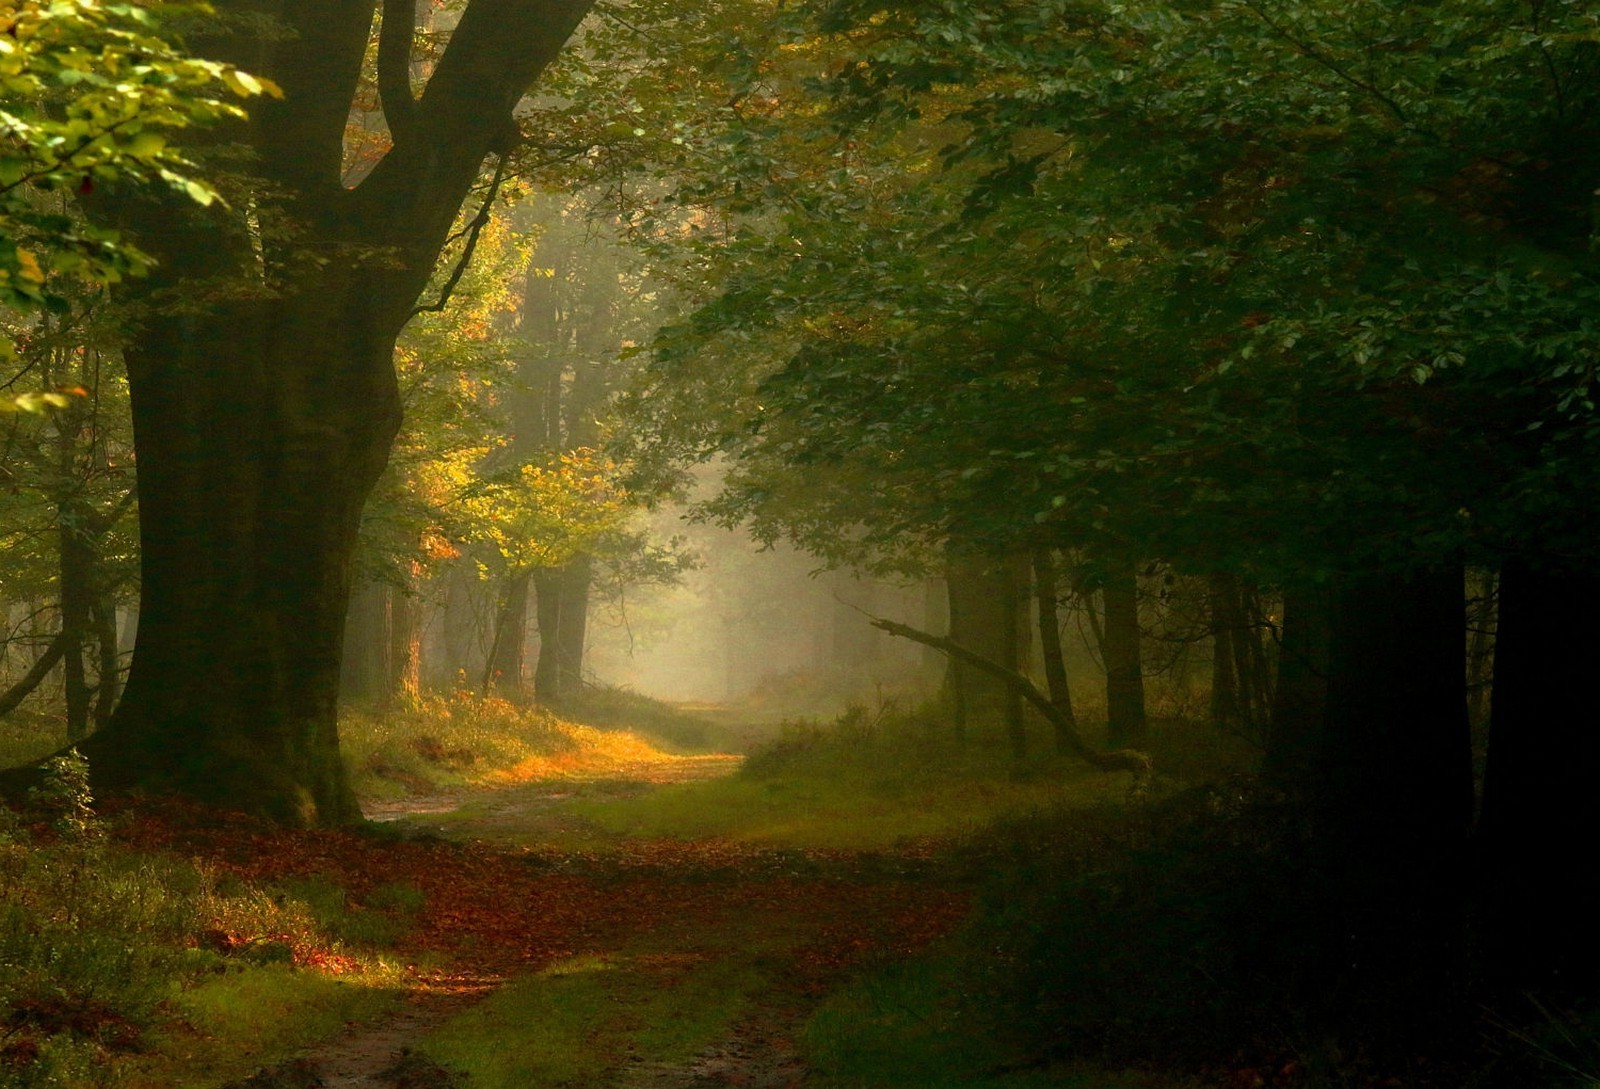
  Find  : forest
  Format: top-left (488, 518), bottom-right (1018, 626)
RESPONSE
top-left (2, 0), bottom-right (1599, 1086)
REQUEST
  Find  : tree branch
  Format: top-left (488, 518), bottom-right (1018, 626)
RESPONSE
top-left (378, 0), bottom-right (420, 146)
top-left (0, 629), bottom-right (70, 718)
top-left (407, 153), bottom-right (509, 319)
top-left (869, 617), bottom-right (1152, 774)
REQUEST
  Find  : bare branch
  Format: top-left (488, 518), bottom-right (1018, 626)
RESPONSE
top-left (407, 153), bottom-right (510, 319)
top-left (869, 617), bottom-right (1152, 774)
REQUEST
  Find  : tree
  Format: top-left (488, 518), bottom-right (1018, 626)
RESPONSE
top-left (4, 0), bottom-right (595, 825)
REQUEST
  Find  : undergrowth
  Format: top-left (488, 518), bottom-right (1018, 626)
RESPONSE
top-left (0, 754), bottom-right (407, 1089)
top-left (341, 689), bottom-right (684, 799)
top-left (571, 702), bottom-right (1255, 849)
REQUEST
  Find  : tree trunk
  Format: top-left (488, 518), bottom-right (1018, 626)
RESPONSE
top-left (341, 580), bottom-right (390, 706)
top-left (1032, 547), bottom-right (1078, 755)
top-left (1479, 558), bottom-right (1600, 991)
top-left (1209, 573), bottom-right (1241, 730)
top-left (1263, 584), bottom-right (1330, 789)
top-left (485, 568), bottom-right (533, 699)
top-left (90, 597), bottom-right (120, 731)
top-left (1316, 566), bottom-right (1472, 990)
top-left (384, 574), bottom-right (421, 708)
top-left (48, 0), bottom-right (594, 825)
top-left (532, 555), bottom-right (592, 705)
top-left (78, 297), bottom-right (400, 826)
top-left (554, 553), bottom-right (592, 696)
top-left (944, 550), bottom-right (1027, 751)
top-left (59, 511), bottom-right (96, 743)
top-left (1101, 562), bottom-right (1147, 749)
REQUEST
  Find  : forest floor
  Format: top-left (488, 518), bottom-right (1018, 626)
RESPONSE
top-left (122, 749), bottom-right (972, 1089)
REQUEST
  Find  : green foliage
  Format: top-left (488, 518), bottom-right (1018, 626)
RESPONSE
top-left (599, 0), bottom-right (1600, 584)
top-left (25, 748), bottom-right (98, 841)
top-left (0, 0), bottom-right (275, 370)
top-left (0, 794), bottom-right (407, 1088)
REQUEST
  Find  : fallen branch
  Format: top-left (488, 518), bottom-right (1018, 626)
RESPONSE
top-left (869, 617), bottom-right (1151, 774)
top-left (0, 629), bottom-right (70, 717)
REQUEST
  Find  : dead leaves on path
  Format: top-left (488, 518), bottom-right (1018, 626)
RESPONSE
top-left (106, 797), bottom-right (970, 987)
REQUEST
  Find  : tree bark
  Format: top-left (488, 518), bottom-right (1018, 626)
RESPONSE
top-left (52, 0), bottom-right (594, 825)
top-left (1315, 566), bottom-right (1472, 987)
top-left (59, 510), bottom-right (96, 743)
top-left (384, 573), bottom-right (421, 708)
top-left (90, 597), bottom-right (120, 731)
top-left (553, 553), bottom-right (592, 695)
top-left (1032, 547), bottom-right (1078, 755)
top-left (1263, 584), bottom-right (1330, 789)
top-left (1209, 573), bottom-right (1241, 730)
top-left (485, 568), bottom-right (532, 698)
top-left (1101, 562), bottom-right (1147, 749)
top-left (532, 555), bottom-right (591, 705)
top-left (1479, 558), bottom-right (1600, 991)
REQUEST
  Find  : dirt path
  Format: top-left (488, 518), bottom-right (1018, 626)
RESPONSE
top-left (152, 754), bottom-right (967, 1089)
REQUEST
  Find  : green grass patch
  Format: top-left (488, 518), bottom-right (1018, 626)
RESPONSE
top-left (557, 705), bottom-right (1251, 851)
top-left (124, 966), bottom-right (405, 1089)
top-left (416, 946), bottom-right (770, 1089)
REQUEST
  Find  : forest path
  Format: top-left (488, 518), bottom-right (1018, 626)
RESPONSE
top-left (171, 749), bottom-right (967, 1089)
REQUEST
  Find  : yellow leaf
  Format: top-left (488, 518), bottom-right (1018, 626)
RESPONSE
top-left (15, 248), bottom-right (43, 283)
top-left (221, 68), bottom-right (262, 97)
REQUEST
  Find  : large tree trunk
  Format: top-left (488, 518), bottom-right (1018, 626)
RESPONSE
top-left (1315, 566), bottom-right (1472, 992)
top-left (41, 0), bottom-right (594, 825)
top-left (1479, 558), bottom-right (1600, 992)
top-left (80, 296), bottom-right (401, 826)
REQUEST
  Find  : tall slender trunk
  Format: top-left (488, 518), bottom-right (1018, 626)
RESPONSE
top-left (59, 511), bottom-right (96, 743)
top-left (384, 574), bottom-right (421, 708)
top-left (90, 597), bottom-right (120, 731)
top-left (532, 556), bottom-right (592, 705)
top-left (1032, 547), bottom-right (1077, 755)
top-left (554, 554), bottom-right (592, 696)
top-left (1209, 573), bottom-right (1241, 729)
top-left (1101, 562), bottom-right (1147, 749)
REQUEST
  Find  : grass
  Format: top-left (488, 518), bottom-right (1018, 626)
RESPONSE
top-left (122, 966), bottom-right (405, 1089)
top-left (341, 690), bottom-right (695, 800)
top-left (415, 937), bottom-right (773, 1089)
top-left (0, 755), bottom-right (411, 1089)
top-left (559, 705), bottom-right (1256, 851)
